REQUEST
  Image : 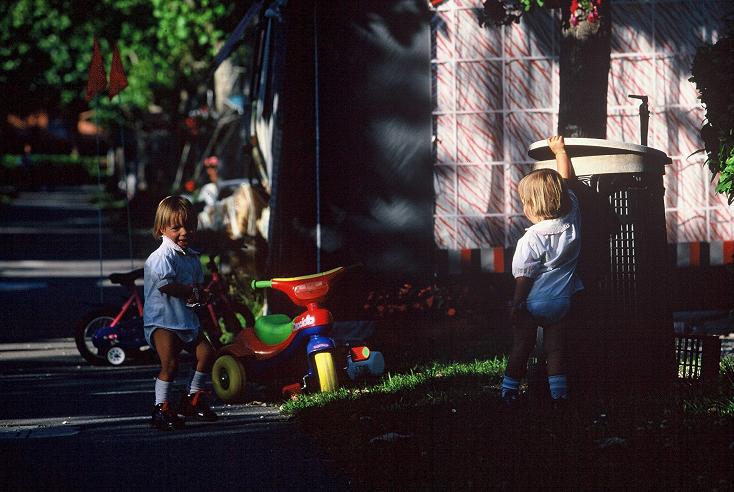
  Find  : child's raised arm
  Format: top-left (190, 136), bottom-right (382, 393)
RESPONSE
top-left (548, 135), bottom-right (575, 180)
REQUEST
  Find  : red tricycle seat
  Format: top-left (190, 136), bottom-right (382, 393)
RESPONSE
top-left (243, 327), bottom-right (296, 359)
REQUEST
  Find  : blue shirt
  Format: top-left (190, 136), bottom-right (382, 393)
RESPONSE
top-left (512, 189), bottom-right (584, 303)
top-left (143, 236), bottom-right (204, 333)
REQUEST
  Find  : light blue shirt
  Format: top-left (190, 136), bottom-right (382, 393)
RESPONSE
top-left (143, 236), bottom-right (204, 338)
top-left (512, 189), bottom-right (583, 304)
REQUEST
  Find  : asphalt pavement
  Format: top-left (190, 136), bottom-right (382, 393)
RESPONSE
top-left (0, 187), bottom-right (351, 491)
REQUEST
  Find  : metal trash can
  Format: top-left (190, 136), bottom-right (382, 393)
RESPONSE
top-left (528, 138), bottom-right (675, 395)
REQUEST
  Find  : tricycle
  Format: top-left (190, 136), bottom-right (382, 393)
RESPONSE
top-left (211, 266), bottom-right (384, 401)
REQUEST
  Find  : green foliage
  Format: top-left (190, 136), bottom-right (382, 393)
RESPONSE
top-left (0, 0), bottom-right (240, 120)
top-left (199, 253), bottom-right (265, 320)
top-left (519, 0), bottom-right (545, 10)
top-left (2, 153), bottom-right (102, 169)
top-left (0, 153), bottom-right (101, 186)
top-left (689, 24), bottom-right (734, 204)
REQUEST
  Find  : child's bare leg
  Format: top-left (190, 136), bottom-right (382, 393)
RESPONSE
top-left (194, 338), bottom-right (215, 373)
top-left (544, 322), bottom-right (565, 376)
top-left (544, 322), bottom-right (569, 400)
top-left (152, 329), bottom-right (183, 411)
top-left (182, 338), bottom-right (219, 421)
top-left (153, 329), bottom-right (182, 382)
top-left (505, 310), bottom-right (538, 379)
top-left (185, 338), bottom-right (216, 396)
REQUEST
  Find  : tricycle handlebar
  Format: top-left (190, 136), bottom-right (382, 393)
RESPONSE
top-left (251, 280), bottom-right (272, 290)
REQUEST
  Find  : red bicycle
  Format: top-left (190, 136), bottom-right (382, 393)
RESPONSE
top-left (74, 254), bottom-right (255, 366)
top-left (74, 269), bottom-right (145, 365)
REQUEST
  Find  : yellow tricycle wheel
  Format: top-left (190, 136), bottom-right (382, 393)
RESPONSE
top-left (314, 352), bottom-right (339, 392)
top-left (212, 355), bottom-right (247, 402)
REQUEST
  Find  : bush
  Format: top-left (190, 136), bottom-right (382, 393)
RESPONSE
top-left (689, 17), bottom-right (734, 204)
top-left (1, 154), bottom-right (104, 188)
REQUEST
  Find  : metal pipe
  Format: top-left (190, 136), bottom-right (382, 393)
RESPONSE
top-left (628, 94), bottom-right (649, 146)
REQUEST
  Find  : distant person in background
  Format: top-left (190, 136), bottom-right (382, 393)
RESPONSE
top-left (20, 143), bottom-right (32, 168)
top-left (199, 156), bottom-right (220, 206)
top-left (20, 143), bottom-right (33, 188)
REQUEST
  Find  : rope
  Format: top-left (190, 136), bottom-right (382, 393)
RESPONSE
top-left (314, 0), bottom-right (321, 272)
top-left (112, 91), bottom-right (135, 269)
top-left (93, 98), bottom-right (104, 303)
top-left (118, 98), bottom-right (135, 270)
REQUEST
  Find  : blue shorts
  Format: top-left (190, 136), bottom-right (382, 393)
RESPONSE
top-left (526, 298), bottom-right (570, 326)
top-left (145, 326), bottom-right (201, 352)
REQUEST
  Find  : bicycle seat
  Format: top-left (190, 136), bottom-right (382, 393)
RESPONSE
top-left (254, 314), bottom-right (293, 345)
top-left (108, 268), bottom-right (144, 285)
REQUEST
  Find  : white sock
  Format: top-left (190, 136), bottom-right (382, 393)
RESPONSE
top-left (501, 376), bottom-right (520, 399)
top-left (154, 378), bottom-right (172, 406)
top-left (548, 374), bottom-right (568, 400)
top-left (189, 371), bottom-right (210, 395)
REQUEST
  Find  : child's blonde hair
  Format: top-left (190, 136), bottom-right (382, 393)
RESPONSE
top-left (152, 196), bottom-right (197, 238)
top-left (517, 169), bottom-right (570, 221)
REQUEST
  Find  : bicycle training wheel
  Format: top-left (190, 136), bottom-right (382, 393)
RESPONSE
top-left (313, 352), bottom-right (339, 393)
top-left (74, 308), bottom-right (117, 365)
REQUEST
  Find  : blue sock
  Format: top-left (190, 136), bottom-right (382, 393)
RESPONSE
top-left (548, 374), bottom-right (568, 400)
top-left (501, 376), bottom-right (520, 399)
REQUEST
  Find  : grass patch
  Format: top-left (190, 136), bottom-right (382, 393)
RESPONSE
top-left (283, 355), bottom-right (734, 490)
top-left (282, 358), bottom-right (506, 415)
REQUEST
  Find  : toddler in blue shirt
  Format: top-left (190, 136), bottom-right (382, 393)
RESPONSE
top-left (144, 196), bottom-right (218, 430)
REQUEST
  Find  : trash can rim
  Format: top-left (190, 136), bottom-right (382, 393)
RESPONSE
top-left (528, 138), bottom-right (670, 164)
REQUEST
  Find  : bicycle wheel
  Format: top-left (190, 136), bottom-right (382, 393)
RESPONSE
top-left (314, 352), bottom-right (339, 393)
top-left (212, 355), bottom-right (247, 402)
top-left (74, 307), bottom-right (118, 365)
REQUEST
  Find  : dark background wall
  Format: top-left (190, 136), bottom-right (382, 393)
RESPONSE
top-left (267, 0), bottom-right (434, 315)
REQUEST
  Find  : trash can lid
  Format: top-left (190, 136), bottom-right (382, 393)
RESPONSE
top-left (528, 138), bottom-right (671, 163)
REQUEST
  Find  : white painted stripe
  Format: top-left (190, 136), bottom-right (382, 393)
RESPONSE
top-left (90, 390), bottom-right (152, 396)
top-left (480, 248), bottom-right (494, 272)
top-left (448, 249), bottom-right (461, 274)
top-left (0, 280), bottom-right (48, 291)
top-left (0, 426), bottom-right (81, 439)
top-left (0, 259), bottom-right (145, 278)
top-left (0, 227), bottom-right (113, 235)
top-left (677, 243), bottom-right (690, 267)
top-left (0, 405), bottom-right (284, 430)
top-left (709, 240), bottom-right (723, 266)
top-left (0, 339), bottom-right (74, 350)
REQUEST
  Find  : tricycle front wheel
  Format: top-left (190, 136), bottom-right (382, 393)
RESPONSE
top-left (212, 355), bottom-right (247, 402)
top-left (314, 352), bottom-right (339, 392)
